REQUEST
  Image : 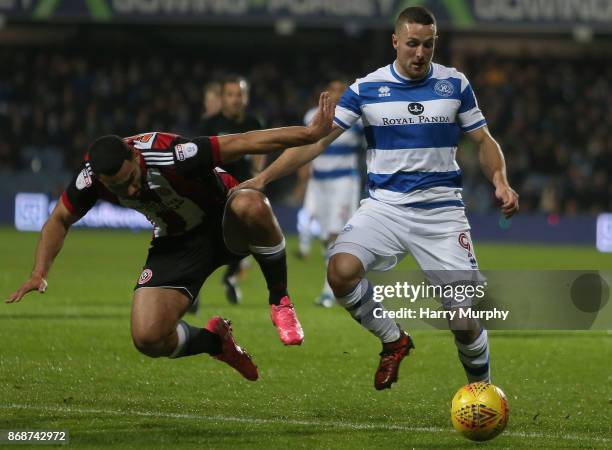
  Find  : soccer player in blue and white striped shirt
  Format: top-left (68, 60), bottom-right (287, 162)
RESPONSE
top-left (299, 79), bottom-right (365, 307)
top-left (239, 6), bottom-right (519, 390)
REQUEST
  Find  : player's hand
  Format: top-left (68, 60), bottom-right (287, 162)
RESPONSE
top-left (229, 176), bottom-right (266, 195)
top-left (307, 91), bottom-right (334, 141)
top-left (495, 185), bottom-right (519, 218)
top-left (6, 275), bottom-right (48, 303)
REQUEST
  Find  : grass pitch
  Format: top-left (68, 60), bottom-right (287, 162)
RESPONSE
top-left (0, 227), bottom-right (611, 448)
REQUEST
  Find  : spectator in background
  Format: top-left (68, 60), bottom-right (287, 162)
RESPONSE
top-left (0, 48), bottom-right (609, 215)
top-left (199, 75), bottom-right (266, 305)
top-left (202, 82), bottom-right (222, 120)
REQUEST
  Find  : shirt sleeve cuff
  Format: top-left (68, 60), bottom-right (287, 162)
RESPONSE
top-left (333, 117), bottom-right (350, 130)
top-left (461, 119), bottom-right (487, 133)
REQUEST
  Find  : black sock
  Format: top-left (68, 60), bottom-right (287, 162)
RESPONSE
top-left (224, 259), bottom-right (241, 280)
top-left (252, 248), bottom-right (288, 305)
top-left (172, 321), bottom-right (222, 358)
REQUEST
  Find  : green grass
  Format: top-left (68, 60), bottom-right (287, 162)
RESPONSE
top-left (0, 227), bottom-right (611, 448)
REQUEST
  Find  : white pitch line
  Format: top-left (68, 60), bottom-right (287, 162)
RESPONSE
top-left (2, 404), bottom-right (610, 443)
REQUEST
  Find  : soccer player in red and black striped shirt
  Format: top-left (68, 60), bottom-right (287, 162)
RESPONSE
top-left (6, 93), bottom-right (333, 381)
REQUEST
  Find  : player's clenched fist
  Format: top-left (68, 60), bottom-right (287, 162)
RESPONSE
top-left (495, 185), bottom-right (519, 219)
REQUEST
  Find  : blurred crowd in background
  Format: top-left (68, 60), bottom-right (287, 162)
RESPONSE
top-left (459, 55), bottom-right (611, 215)
top-left (0, 46), bottom-right (610, 215)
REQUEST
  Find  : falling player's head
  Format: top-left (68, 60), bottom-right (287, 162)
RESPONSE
top-left (221, 75), bottom-right (249, 119)
top-left (89, 135), bottom-right (142, 198)
top-left (393, 6), bottom-right (437, 80)
top-left (89, 135), bottom-right (131, 176)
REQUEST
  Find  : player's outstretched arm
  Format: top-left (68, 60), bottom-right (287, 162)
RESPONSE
top-left (6, 201), bottom-right (79, 303)
top-left (217, 92), bottom-right (334, 163)
top-left (466, 126), bottom-right (519, 218)
top-left (234, 125), bottom-right (345, 192)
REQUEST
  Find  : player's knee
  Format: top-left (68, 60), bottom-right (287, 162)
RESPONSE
top-left (328, 254), bottom-right (362, 297)
top-left (131, 328), bottom-right (168, 358)
top-left (229, 190), bottom-right (270, 223)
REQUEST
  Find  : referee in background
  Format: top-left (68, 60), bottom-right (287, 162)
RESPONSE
top-left (199, 75), bottom-right (265, 305)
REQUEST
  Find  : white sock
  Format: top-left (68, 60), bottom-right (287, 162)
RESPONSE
top-left (297, 210), bottom-right (312, 256)
top-left (321, 278), bottom-right (334, 298)
top-left (169, 321), bottom-right (188, 358)
top-left (455, 328), bottom-right (490, 382)
top-left (320, 247), bottom-right (334, 298)
top-left (336, 279), bottom-right (401, 343)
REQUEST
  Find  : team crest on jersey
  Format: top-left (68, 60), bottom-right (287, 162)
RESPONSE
top-left (341, 224), bottom-right (353, 234)
top-left (407, 102), bottom-right (424, 115)
top-left (138, 269), bottom-right (153, 285)
top-left (75, 166), bottom-right (93, 190)
top-left (378, 86), bottom-right (391, 97)
top-left (434, 80), bottom-right (454, 97)
top-left (174, 143), bottom-right (198, 161)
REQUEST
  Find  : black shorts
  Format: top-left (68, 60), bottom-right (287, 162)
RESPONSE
top-left (133, 221), bottom-right (242, 301)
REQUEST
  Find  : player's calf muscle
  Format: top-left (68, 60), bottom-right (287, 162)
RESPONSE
top-left (131, 314), bottom-right (179, 357)
top-left (130, 289), bottom-right (187, 357)
top-left (131, 326), bottom-right (177, 357)
top-left (450, 319), bottom-right (481, 344)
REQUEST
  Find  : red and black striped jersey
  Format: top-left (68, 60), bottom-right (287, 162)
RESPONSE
top-left (61, 132), bottom-right (238, 238)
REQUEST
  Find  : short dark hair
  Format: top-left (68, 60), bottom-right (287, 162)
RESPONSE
top-left (221, 74), bottom-right (249, 93)
top-left (88, 135), bottom-right (132, 176)
top-left (395, 6), bottom-right (436, 32)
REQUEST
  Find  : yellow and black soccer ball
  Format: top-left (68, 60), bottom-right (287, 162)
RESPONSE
top-left (451, 382), bottom-right (509, 441)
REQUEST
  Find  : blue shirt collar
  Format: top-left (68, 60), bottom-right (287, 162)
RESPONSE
top-left (390, 61), bottom-right (433, 85)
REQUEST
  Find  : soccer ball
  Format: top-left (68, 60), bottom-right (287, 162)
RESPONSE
top-left (451, 382), bottom-right (509, 441)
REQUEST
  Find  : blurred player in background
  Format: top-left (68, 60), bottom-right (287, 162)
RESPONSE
top-left (7, 92), bottom-right (334, 380)
top-left (238, 7), bottom-right (518, 390)
top-left (200, 76), bottom-right (265, 305)
top-left (297, 79), bottom-right (365, 307)
top-left (185, 81), bottom-right (223, 314)
top-left (202, 81), bottom-right (222, 119)
top-left (201, 75), bottom-right (265, 181)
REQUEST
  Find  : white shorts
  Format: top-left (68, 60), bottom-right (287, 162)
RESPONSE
top-left (303, 175), bottom-right (360, 240)
top-left (330, 198), bottom-right (479, 273)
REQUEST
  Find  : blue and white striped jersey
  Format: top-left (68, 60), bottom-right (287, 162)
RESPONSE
top-left (305, 107), bottom-right (364, 180)
top-left (334, 61), bottom-right (486, 208)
